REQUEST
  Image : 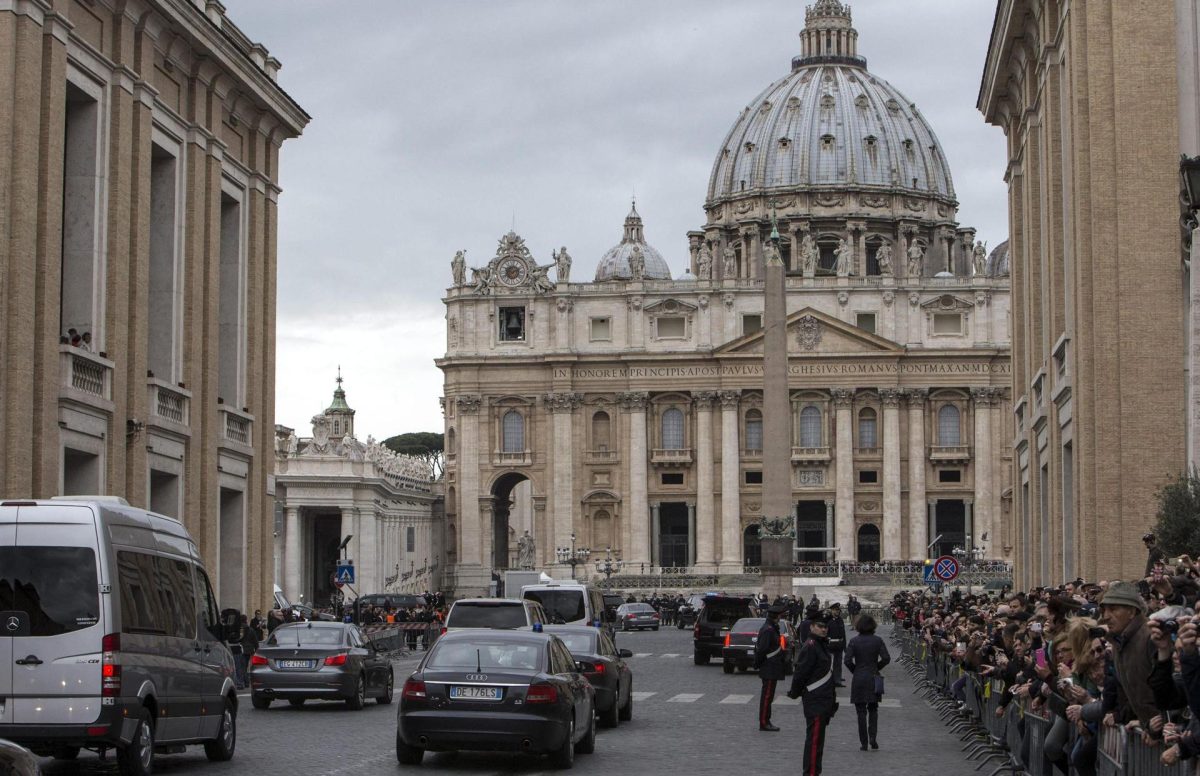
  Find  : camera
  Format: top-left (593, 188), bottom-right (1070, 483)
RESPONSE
top-left (1162, 619), bottom-right (1180, 637)
top-left (1087, 626), bottom-right (1107, 639)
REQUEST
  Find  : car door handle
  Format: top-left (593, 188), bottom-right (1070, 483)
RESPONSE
top-left (15, 655), bottom-right (43, 666)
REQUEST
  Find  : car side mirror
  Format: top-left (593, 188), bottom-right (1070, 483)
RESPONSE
top-left (619, 649), bottom-right (633, 658)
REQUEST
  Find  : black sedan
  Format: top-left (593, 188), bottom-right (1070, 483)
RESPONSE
top-left (544, 625), bottom-right (634, 728)
top-left (397, 629), bottom-right (596, 768)
top-left (250, 622), bottom-right (394, 709)
top-left (721, 617), bottom-right (800, 674)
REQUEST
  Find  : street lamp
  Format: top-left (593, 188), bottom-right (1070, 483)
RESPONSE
top-left (555, 533), bottom-right (591, 580)
top-left (595, 547), bottom-right (623, 587)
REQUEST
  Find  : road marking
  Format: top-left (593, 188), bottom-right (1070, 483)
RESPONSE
top-left (667, 693), bottom-right (703, 703)
top-left (633, 653), bottom-right (651, 658)
top-left (631, 691), bottom-right (657, 701)
top-left (720, 694), bottom-right (754, 704)
top-left (660, 653), bottom-right (680, 658)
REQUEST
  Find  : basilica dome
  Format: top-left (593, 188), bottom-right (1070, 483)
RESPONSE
top-left (594, 203), bottom-right (672, 281)
top-left (706, 0), bottom-right (955, 205)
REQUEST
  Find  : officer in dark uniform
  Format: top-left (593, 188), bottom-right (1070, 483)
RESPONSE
top-left (754, 604), bottom-right (787, 731)
top-left (826, 602), bottom-right (847, 687)
top-left (787, 611), bottom-right (837, 776)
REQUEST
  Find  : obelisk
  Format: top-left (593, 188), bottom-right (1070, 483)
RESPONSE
top-left (760, 216), bottom-right (793, 599)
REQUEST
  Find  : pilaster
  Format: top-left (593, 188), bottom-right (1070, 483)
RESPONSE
top-left (880, 388), bottom-right (902, 560)
top-left (832, 388), bottom-right (855, 560)
top-left (905, 388), bottom-right (928, 559)
top-left (456, 395), bottom-right (483, 568)
top-left (544, 391), bottom-right (582, 558)
top-left (972, 387), bottom-right (995, 558)
top-left (619, 391), bottom-right (650, 565)
top-left (695, 391), bottom-right (717, 571)
top-left (719, 390), bottom-right (742, 570)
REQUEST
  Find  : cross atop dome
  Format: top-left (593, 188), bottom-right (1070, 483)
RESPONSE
top-left (798, 0), bottom-right (861, 67)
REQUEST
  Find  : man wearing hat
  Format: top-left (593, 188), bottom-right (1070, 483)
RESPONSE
top-left (827, 602), bottom-right (847, 687)
top-left (1099, 581), bottom-right (1158, 729)
top-left (787, 611), bottom-right (838, 776)
top-left (755, 605), bottom-right (788, 731)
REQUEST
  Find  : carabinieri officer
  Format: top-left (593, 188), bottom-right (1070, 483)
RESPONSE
top-left (787, 610), bottom-right (838, 776)
top-left (755, 604), bottom-right (787, 731)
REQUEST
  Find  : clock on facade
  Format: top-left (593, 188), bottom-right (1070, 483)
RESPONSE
top-left (497, 258), bottom-right (528, 286)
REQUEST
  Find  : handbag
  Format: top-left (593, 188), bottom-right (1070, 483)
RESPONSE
top-left (874, 675), bottom-right (885, 696)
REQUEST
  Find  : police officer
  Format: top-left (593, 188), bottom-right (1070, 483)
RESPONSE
top-left (827, 602), bottom-right (847, 687)
top-left (787, 611), bottom-right (837, 776)
top-left (755, 604), bottom-right (787, 731)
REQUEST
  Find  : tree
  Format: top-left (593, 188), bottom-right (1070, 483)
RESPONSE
top-left (383, 431), bottom-right (444, 480)
top-left (1152, 468), bottom-right (1200, 557)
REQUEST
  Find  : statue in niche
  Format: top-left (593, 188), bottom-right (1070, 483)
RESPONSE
top-left (628, 246), bottom-right (645, 280)
top-left (722, 245), bottom-right (737, 278)
top-left (552, 246), bottom-right (572, 283)
top-left (451, 250), bottom-right (467, 287)
top-left (972, 241), bottom-right (988, 277)
top-left (907, 242), bottom-right (925, 278)
top-left (834, 238), bottom-right (853, 277)
top-left (517, 530), bottom-right (536, 569)
top-left (876, 241), bottom-right (893, 276)
top-left (799, 233), bottom-right (817, 277)
top-left (697, 243), bottom-right (713, 279)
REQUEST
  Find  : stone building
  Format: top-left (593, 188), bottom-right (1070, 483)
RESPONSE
top-left (273, 376), bottom-right (442, 606)
top-left (0, 0), bottom-right (308, 611)
top-left (440, 0), bottom-right (1012, 596)
top-left (980, 0), bottom-right (1200, 587)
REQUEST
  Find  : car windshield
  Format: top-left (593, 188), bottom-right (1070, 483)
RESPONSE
top-left (553, 632), bottom-right (597, 654)
top-left (448, 603), bottom-right (527, 629)
top-left (523, 590), bottom-right (585, 623)
top-left (703, 603), bottom-right (749, 626)
top-left (428, 641), bottom-right (544, 671)
top-left (732, 618), bottom-right (766, 633)
top-left (0, 547), bottom-right (100, 636)
top-left (268, 625), bottom-right (344, 646)
top-left (623, 604), bottom-right (653, 613)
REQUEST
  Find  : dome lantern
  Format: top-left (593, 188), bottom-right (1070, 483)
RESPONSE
top-left (797, 0), bottom-right (862, 69)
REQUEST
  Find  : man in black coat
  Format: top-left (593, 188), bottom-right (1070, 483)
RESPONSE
top-left (787, 611), bottom-right (837, 776)
top-left (755, 605), bottom-right (788, 731)
top-left (827, 603), bottom-right (847, 687)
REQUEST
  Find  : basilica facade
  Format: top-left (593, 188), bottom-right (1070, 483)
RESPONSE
top-left (439, 0), bottom-right (1012, 595)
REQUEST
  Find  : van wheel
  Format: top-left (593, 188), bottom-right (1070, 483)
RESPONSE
top-left (346, 674), bottom-right (366, 710)
top-left (396, 731), bottom-right (424, 765)
top-left (377, 670), bottom-right (394, 705)
top-left (203, 697), bottom-right (237, 761)
top-left (251, 693), bottom-right (271, 710)
top-left (116, 708), bottom-right (154, 776)
top-left (722, 660), bottom-right (734, 674)
top-left (693, 650), bottom-right (709, 666)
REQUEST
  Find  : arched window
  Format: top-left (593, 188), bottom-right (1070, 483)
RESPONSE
top-left (744, 409), bottom-right (763, 452)
top-left (446, 427), bottom-right (456, 455)
top-left (799, 406), bottom-right (822, 447)
top-left (333, 420), bottom-right (340, 435)
top-left (938, 404), bottom-right (961, 446)
top-left (661, 408), bottom-right (685, 450)
top-left (592, 411), bottom-right (611, 451)
top-left (502, 410), bottom-right (525, 453)
top-left (858, 407), bottom-right (877, 448)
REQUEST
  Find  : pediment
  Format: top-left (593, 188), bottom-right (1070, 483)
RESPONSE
top-left (715, 307), bottom-right (904, 355)
top-left (643, 297), bottom-right (698, 314)
top-left (920, 294), bottom-right (975, 312)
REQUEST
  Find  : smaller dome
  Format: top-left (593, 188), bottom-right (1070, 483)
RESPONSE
top-left (934, 271), bottom-right (955, 279)
top-left (987, 240), bottom-right (1010, 277)
top-left (594, 203), bottom-right (672, 281)
top-left (676, 267), bottom-right (697, 282)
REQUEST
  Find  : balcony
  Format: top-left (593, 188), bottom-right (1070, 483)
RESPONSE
top-left (59, 345), bottom-right (114, 410)
top-left (651, 448), bottom-right (693, 466)
top-left (585, 449), bottom-right (620, 465)
top-left (855, 446), bottom-right (882, 459)
top-left (492, 451), bottom-right (532, 466)
top-left (791, 446), bottom-right (831, 465)
top-left (218, 406), bottom-right (254, 451)
top-left (929, 445), bottom-right (972, 464)
top-left (147, 378), bottom-right (190, 430)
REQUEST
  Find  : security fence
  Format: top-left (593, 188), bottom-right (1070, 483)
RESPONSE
top-left (892, 625), bottom-right (1199, 776)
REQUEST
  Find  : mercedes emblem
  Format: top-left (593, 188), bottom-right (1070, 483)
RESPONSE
top-left (5, 616), bottom-right (19, 632)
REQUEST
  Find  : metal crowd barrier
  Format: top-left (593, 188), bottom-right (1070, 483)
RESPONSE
top-left (892, 626), bottom-right (1200, 776)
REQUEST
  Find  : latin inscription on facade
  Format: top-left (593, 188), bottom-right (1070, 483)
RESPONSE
top-left (554, 362), bottom-right (1009, 380)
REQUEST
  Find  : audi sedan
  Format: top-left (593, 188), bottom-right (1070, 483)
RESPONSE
top-left (396, 629), bottom-right (596, 768)
top-left (544, 625), bottom-right (634, 728)
top-left (250, 622), bottom-right (394, 710)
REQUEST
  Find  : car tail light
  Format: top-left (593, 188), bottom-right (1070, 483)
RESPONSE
top-left (251, 654), bottom-right (268, 666)
top-left (101, 633), bottom-right (121, 697)
top-left (694, 622), bottom-right (701, 638)
top-left (324, 653), bottom-right (348, 666)
top-left (582, 661), bottom-right (605, 676)
top-left (723, 633), bottom-right (731, 647)
top-left (403, 679), bottom-right (427, 699)
top-left (626, 614), bottom-right (636, 619)
top-left (441, 627), bottom-right (447, 635)
top-left (86, 725), bottom-right (110, 737)
top-left (525, 683), bottom-right (558, 704)
top-left (652, 613), bottom-right (660, 619)
top-left (780, 635), bottom-right (787, 649)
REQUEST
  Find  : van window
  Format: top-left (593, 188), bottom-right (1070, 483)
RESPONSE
top-left (0, 546), bottom-right (99, 635)
top-left (161, 558), bottom-right (197, 639)
top-left (524, 589), bottom-right (586, 624)
top-left (117, 551), bottom-right (170, 635)
top-left (447, 602), bottom-right (528, 629)
top-left (196, 567), bottom-right (222, 640)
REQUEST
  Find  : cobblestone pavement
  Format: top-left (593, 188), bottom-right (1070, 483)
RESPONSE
top-left (38, 624), bottom-right (976, 775)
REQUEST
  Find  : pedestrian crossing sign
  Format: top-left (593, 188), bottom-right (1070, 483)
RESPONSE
top-left (335, 564), bottom-right (355, 585)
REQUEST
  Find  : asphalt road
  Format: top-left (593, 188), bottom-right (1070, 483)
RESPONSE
top-left (37, 624), bottom-right (977, 776)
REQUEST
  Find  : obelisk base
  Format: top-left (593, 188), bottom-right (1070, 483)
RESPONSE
top-left (760, 537), bottom-right (794, 600)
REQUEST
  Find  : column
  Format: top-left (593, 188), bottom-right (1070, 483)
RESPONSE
top-left (532, 496), bottom-right (549, 567)
top-left (340, 506), bottom-right (359, 568)
top-left (284, 506), bottom-right (301, 600)
top-left (965, 499), bottom-right (975, 556)
top-left (880, 388), bottom-right (902, 560)
top-left (545, 392), bottom-right (581, 558)
top-left (747, 230), bottom-right (760, 280)
top-left (971, 387), bottom-right (994, 558)
top-left (695, 392), bottom-right (717, 571)
top-left (832, 388), bottom-right (855, 560)
top-left (622, 392), bottom-right (650, 566)
top-left (687, 502), bottom-right (697, 567)
top-left (456, 396), bottom-right (483, 568)
top-left (719, 391), bottom-right (742, 571)
top-left (906, 389), bottom-right (929, 560)
top-left (927, 500), bottom-right (937, 558)
top-left (359, 508), bottom-right (378, 592)
top-left (824, 501), bottom-right (834, 563)
top-left (650, 503), bottom-right (661, 565)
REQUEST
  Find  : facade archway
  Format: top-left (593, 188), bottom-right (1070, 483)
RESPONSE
top-left (857, 523), bottom-right (881, 563)
top-left (743, 524), bottom-right (761, 567)
top-left (490, 472), bottom-right (533, 569)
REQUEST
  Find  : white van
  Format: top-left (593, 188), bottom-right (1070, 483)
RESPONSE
top-left (521, 582), bottom-right (608, 628)
top-left (0, 498), bottom-right (239, 775)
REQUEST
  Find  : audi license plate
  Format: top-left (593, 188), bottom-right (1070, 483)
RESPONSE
top-left (278, 660), bottom-right (313, 669)
top-left (450, 685), bottom-right (501, 700)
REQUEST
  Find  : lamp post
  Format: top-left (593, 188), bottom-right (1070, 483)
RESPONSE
top-left (555, 533), bottom-right (591, 580)
top-left (595, 547), bottom-right (623, 587)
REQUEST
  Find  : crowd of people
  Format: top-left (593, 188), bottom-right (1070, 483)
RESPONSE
top-left (895, 533), bottom-right (1200, 774)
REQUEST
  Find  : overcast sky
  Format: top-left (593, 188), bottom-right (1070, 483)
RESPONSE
top-left (224, 0), bottom-right (1007, 441)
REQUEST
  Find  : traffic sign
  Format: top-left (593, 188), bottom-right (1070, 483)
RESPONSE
top-left (335, 563), bottom-right (355, 585)
top-left (933, 555), bottom-right (960, 582)
top-left (922, 562), bottom-right (935, 584)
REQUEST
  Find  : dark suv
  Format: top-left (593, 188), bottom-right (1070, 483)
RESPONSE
top-left (692, 595), bottom-right (758, 665)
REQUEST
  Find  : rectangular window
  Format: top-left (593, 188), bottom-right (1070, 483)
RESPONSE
top-left (407, 526), bottom-right (415, 553)
top-left (219, 487), bottom-right (245, 610)
top-left (499, 306), bottom-right (526, 341)
top-left (744, 470), bottom-right (763, 485)
top-left (218, 191), bottom-right (244, 405)
top-left (856, 313), bottom-right (876, 334)
top-left (589, 317), bottom-right (611, 341)
top-left (938, 469), bottom-right (962, 483)
top-left (149, 469), bottom-right (180, 518)
top-left (63, 447), bottom-right (101, 494)
top-left (196, 567), bottom-right (222, 641)
top-left (661, 472), bottom-right (684, 486)
top-left (0, 547), bottom-right (100, 636)
top-left (933, 313), bottom-right (962, 334)
top-left (858, 470), bottom-right (878, 484)
top-left (61, 81), bottom-right (101, 343)
top-left (148, 143), bottom-right (179, 380)
top-left (742, 314), bottom-right (762, 335)
top-left (1062, 443), bottom-right (1074, 577)
top-left (656, 316), bottom-right (686, 338)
